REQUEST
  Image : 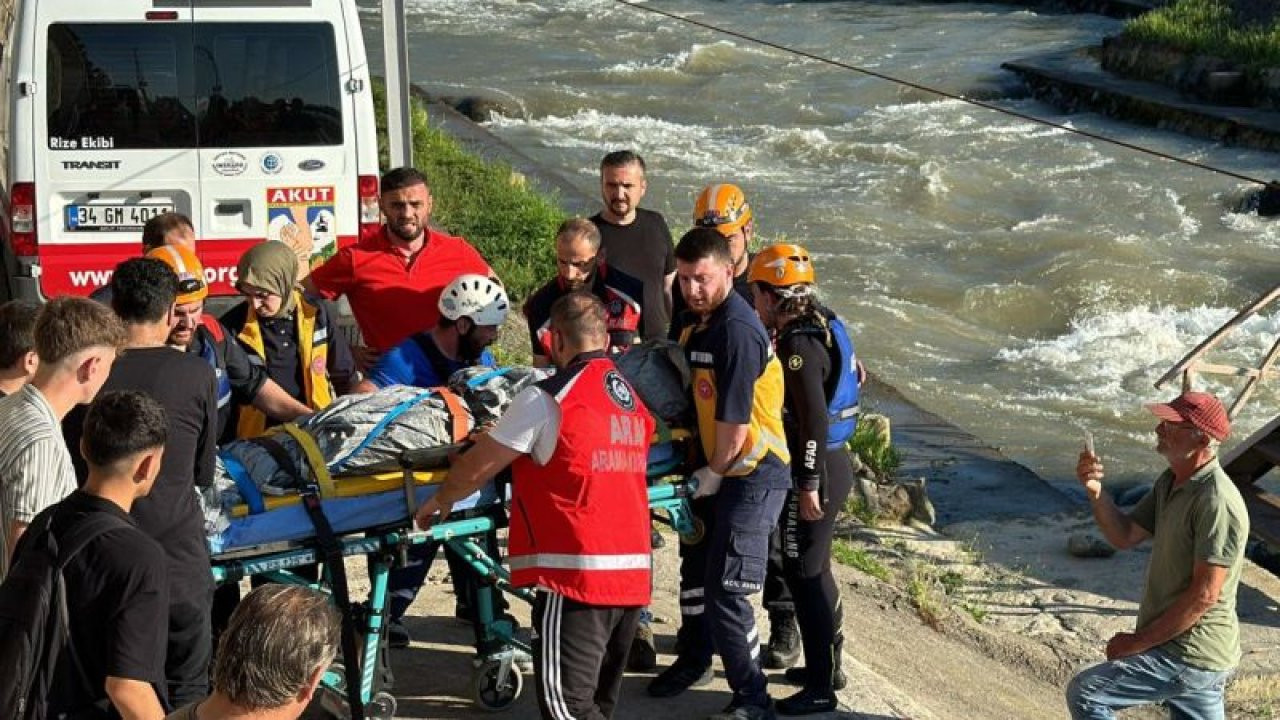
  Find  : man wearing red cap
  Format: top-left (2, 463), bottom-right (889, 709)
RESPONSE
top-left (1067, 391), bottom-right (1248, 720)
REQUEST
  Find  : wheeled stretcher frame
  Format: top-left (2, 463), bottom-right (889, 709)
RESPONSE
top-left (210, 430), bottom-right (697, 719)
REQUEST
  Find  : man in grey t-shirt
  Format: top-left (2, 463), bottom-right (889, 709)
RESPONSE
top-left (1067, 391), bottom-right (1249, 720)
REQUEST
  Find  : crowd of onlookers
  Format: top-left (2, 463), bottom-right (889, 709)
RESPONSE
top-left (0, 147), bottom-right (1253, 720)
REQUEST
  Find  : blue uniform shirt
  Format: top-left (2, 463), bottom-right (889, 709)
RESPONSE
top-left (367, 331), bottom-right (494, 389)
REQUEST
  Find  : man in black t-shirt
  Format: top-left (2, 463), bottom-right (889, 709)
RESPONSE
top-left (590, 150), bottom-right (675, 341)
top-left (65, 258), bottom-right (220, 709)
top-left (22, 391), bottom-right (170, 719)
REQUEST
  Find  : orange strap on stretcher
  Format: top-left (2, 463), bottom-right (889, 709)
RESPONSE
top-left (429, 386), bottom-right (472, 444)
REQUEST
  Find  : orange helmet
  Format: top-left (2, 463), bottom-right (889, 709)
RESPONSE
top-left (693, 183), bottom-right (753, 237)
top-left (146, 244), bottom-right (208, 305)
top-left (748, 243), bottom-right (815, 288)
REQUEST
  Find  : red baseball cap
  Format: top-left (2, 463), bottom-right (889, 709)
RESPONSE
top-left (1145, 391), bottom-right (1230, 441)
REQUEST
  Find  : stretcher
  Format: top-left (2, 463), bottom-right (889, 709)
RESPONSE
top-left (209, 427), bottom-right (697, 719)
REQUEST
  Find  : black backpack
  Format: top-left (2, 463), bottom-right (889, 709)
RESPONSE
top-left (0, 509), bottom-right (129, 720)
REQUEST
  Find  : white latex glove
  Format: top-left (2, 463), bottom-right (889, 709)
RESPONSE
top-left (691, 466), bottom-right (724, 499)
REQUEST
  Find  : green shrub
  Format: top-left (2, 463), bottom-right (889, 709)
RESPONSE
top-left (1125, 0), bottom-right (1280, 68)
top-left (371, 80), bottom-right (563, 304)
top-left (847, 420), bottom-right (901, 479)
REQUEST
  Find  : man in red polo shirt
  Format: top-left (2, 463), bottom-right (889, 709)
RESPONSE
top-left (304, 167), bottom-right (493, 367)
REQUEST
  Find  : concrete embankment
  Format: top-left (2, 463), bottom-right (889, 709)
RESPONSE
top-left (1003, 48), bottom-right (1280, 154)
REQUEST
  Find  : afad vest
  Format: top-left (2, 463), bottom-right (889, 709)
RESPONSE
top-left (508, 354), bottom-right (654, 607)
top-left (196, 315), bottom-right (232, 410)
top-left (235, 291), bottom-right (335, 438)
top-left (782, 313), bottom-right (861, 449)
top-left (678, 321), bottom-right (790, 477)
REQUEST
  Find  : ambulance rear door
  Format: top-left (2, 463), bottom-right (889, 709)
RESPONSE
top-left (191, 1), bottom-right (359, 294)
top-left (34, 3), bottom-right (200, 296)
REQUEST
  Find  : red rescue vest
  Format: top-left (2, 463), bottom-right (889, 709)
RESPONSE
top-left (508, 355), bottom-right (654, 607)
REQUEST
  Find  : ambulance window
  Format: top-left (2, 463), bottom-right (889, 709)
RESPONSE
top-left (46, 24), bottom-right (197, 149)
top-left (195, 23), bottom-right (342, 148)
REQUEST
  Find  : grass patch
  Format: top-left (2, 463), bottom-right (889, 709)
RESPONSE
top-left (907, 563), bottom-right (944, 630)
top-left (832, 539), bottom-right (891, 581)
top-left (1125, 0), bottom-right (1280, 68)
top-left (938, 569), bottom-right (965, 596)
top-left (843, 496), bottom-right (878, 526)
top-left (847, 419), bottom-right (901, 479)
top-left (960, 602), bottom-right (988, 624)
top-left (372, 80), bottom-right (563, 304)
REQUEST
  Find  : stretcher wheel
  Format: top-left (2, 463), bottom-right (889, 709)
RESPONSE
top-left (472, 659), bottom-right (523, 711)
top-left (366, 691), bottom-right (397, 720)
top-left (325, 662), bottom-right (347, 692)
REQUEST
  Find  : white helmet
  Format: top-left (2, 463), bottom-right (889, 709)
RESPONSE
top-left (439, 274), bottom-right (509, 327)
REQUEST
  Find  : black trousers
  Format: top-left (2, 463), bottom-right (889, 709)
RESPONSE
top-left (166, 586), bottom-right (213, 708)
top-left (779, 448), bottom-right (855, 692)
top-left (532, 590), bottom-right (640, 720)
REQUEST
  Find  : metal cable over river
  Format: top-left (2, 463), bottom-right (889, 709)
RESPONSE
top-left (359, 0), bottom-right (1280, 493)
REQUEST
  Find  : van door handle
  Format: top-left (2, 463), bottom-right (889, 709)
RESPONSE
top-left (214, 202), bottom-right (245, 216)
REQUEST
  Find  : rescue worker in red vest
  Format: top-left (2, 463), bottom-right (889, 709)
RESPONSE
top-left (650, 228), bottom-right (791, 720)
top-left (220, 240), bottom-right (356, 438)
top-left (416, 292), bottom-right (654, 720)
top-left (749, 244), bottom-right (863, 715)
top-left (523, 217), bottom-right (644, 367)
top-left (148, 244), bottom-right (311, 443)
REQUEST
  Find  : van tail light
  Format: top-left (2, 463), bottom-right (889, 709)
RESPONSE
top-left (9, 182), bottom-right (36, 257)
top-left (358, 174), bottom-right (380, 241)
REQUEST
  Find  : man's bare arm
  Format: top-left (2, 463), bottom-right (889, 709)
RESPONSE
top-left (105, 676), bottom-right (165, 720)
top-left (1078, 452), bottom-right (1150, 549)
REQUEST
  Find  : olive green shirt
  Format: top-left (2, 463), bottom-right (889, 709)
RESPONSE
top-left (1130, 457), bottom-right (1249, 671)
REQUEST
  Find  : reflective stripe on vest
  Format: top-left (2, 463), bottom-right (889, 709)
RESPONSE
top-left (508, 553), bottom-right (651, 572)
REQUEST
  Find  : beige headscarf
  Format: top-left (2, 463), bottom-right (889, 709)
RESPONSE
top-left (237, 241), bottom-right (299, 316)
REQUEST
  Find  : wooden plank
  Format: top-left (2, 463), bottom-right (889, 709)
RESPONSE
top-left (1155, 283), bottom-right (1280, 389)
top-left (1188, 362), bottom-right (1280, 381)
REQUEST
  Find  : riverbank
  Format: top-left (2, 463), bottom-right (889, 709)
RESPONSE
top-left (366, 93), bottom-right (1280, 717)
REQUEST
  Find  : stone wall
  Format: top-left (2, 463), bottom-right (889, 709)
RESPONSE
top-left (1101, 34), bottom-right (1280, 109)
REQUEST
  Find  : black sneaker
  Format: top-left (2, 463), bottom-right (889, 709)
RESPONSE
top-left (651, 526), bottom-right (665, 549)
top-left (763, 614), bottom-right (801, 669)
top-left (783, 666), bottom-right (847, 691)
top-left (707, 703), bottom-right (776, 720)
top-left (647, 657), bottom-right (713, 697)
top-left (627, 622), bottom-right (658, 671)
top-left (775, 687), bottom-right (838, 716)
top-left (387, 620), bottom-right (410, 649)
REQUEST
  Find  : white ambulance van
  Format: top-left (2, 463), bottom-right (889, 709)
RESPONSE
top-left (0, 0), bottom-right (380, 301)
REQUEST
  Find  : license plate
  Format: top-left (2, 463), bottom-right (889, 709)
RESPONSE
top-left (65, 204), bottom-right (174, 232)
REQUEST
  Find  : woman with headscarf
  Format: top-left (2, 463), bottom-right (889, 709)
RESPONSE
top-left (220, 241), bottom-right (356, 438)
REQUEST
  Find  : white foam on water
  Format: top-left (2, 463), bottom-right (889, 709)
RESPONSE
top-left (919, 160), bottom-right (948, 197)
top-left (1011, 214), bottom-right (1065, 232)
top-left (1163, 188), bottom-right (1202, 238)
top-left (996, 305), bottom-right (1280, 408)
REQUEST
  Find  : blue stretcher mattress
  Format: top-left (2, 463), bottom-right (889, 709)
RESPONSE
top-left (209, 441), bottom-right (681, 556)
